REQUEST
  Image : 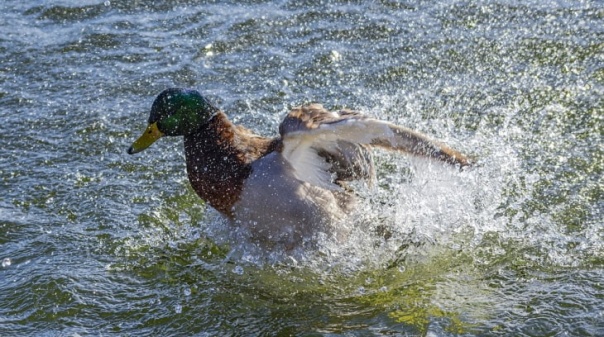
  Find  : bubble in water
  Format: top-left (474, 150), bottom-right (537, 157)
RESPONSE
top-left (103, 1), bottom-right (111, 6)
top-left (174, 304), bottom-right (182, 314)
top-left (183, 287), bottom-right (191, 296)
top-left (2, 258), bottom-right (11, 268)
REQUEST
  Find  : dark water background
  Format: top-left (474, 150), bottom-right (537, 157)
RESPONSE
top-left (1, 0), bottom-right (602, 336)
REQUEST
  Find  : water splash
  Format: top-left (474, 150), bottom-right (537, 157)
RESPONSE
top-left (120, 87), bottom-right (600, 275)
top-left (113, 85), bottom-right (601, 335)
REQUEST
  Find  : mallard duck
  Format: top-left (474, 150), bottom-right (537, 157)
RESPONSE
top-left (128, 88), bottom-right (471, 249)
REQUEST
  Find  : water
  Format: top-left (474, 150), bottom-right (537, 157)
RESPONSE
top-left (1, 0), bottom-right (602, 335)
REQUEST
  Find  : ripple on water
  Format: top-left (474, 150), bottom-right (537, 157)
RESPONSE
top-left (0, 0), bottom-right (602, 335)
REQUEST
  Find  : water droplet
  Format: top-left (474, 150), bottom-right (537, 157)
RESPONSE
top-left (330, 50), bottom-right (342, 62)
top-left (2, 258), bottom-right (11, 268)
top-left (232, 265), bottom-right (244, 275)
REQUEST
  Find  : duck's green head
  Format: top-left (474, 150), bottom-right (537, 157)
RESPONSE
top-left (127, 88), bottom-right (218, 154)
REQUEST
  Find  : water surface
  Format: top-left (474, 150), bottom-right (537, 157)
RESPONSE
top-left (1, 0), bottom-right (602, 336)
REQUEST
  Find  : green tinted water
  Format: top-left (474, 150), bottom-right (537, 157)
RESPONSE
top-left (1, 1), bottom-right (602, 336)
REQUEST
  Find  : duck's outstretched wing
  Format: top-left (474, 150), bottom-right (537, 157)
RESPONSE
top-left (278, 104), bottom-right (471, 189)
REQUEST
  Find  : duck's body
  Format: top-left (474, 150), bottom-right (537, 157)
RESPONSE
top-left (183, 111), bottom-right (277, 217)
top-left (128, 89), bottom-right (471, 249)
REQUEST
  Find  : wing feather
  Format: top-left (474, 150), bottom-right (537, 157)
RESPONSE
top-left (278, 104), bottom-right (471, 189)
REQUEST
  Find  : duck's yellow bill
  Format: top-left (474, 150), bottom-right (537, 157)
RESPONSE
top-left (127, 122), bottom-right (164, 155)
